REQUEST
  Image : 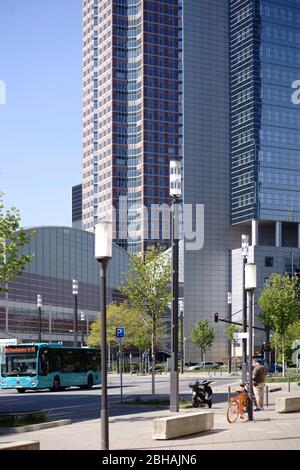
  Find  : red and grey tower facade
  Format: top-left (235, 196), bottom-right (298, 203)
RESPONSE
top-left (82, 0), bottom-right (182, 253)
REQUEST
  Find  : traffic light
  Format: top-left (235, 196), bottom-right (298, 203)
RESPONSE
top-left (214, 312), bottom-right (219, 323)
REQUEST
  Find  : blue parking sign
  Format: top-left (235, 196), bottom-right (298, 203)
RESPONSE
top-left (116, 327), bottom-right (125, 339)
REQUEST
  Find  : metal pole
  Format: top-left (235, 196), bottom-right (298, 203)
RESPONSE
top-left (180, 312), bottom-right (184, 374)
top-left (228, 386), bottom-right (231, 403)
top-left (170, 197), bottom-right (179, 413)
top-left (265, 326), bottom-right (270, 367)
top-left (242, 256), bottom-right (248, 383)
top-left (108, 343), bottom-right (111, 372)
top-left (248, 289), bottom-right (254, 421)
top-left (119, 342), bottom-right (123, 403)
top-left (49, 310), bottom-right (52, 343)
top-left (3, 243), bottom-right (9, 333)
top-left (266, 385), bottom-right (269, 407)
top-left (38, 307), bottom-right (42, 343)
top-left (5, 282), bottom-right (8, 333)
top-left (73, 294), bottom-right (78, 348)
top-left (288, 376), bottom-right (291, 393)
top-left (100, 259), bottom-right (109, 450)
top-left (228, 297), bottom-right (232, 374)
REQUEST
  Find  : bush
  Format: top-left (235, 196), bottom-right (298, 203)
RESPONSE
top-left (0, 412), bottom-right (49, 428)
top-left (123, 361), bottom-right (139, 373)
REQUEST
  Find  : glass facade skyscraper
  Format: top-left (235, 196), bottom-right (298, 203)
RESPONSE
top-left (80, 0), bottom-right (300, 361)
top-left (231, 0), bottom-right (300, 224)
top-left (184, 0), bottom-right (300, 363)
top-left (82, 0), bottom-right (181, 253)
top-left (72, 184), bottom-right (83, 230)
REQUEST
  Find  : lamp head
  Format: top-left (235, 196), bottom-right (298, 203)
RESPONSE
top-left (72, 279), bottom-right (79, 296)
top-left (37, 294), bottom-right (42, 308)
top-left (245, 263), bottom-right (257, 290)
top-left (95, 221), bottom-right (113, 260)
top-left (241, 234), bottom-right (249, 257)
top-left (169, 158), bottom-right (182, 198)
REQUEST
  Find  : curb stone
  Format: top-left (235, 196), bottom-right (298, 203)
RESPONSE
top-left (0, 419), bottom-right (71, 435)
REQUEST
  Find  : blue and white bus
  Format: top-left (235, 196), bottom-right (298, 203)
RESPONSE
top-left (0, 343), bottom-right (101, 393)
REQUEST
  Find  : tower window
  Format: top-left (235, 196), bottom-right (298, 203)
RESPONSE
top-left (265, 257), bottom-right (274, 268)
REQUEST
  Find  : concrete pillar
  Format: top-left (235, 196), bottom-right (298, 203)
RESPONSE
top-left (276, 221), bottom-right (282, 247)
top-left (252, 219), bottom-right (258, 246)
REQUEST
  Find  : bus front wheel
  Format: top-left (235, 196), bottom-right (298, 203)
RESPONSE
top-left (17, 389), bottom-right (26, 394)
top-left (52, 377), bottom-right (60, 392)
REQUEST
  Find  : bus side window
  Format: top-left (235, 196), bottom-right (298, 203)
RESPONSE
top-left (40, 352), bottom-right (49, 376)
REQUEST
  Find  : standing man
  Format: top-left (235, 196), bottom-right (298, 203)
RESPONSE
top-left (252, 360), bottom-right (267, 411)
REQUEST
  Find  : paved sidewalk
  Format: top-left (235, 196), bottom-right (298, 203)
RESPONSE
top-left (1, 383), bottom-right (300, 450)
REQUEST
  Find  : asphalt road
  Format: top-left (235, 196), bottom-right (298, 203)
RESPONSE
top-left (0, 374), bottom-right (239, 423)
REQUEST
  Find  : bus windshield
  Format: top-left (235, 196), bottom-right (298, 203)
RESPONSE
top-left (2, 353), bottom-right (37, 377)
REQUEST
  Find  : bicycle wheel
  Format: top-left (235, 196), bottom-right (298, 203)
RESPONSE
top-left (227, 399), bottom-right (239, 423)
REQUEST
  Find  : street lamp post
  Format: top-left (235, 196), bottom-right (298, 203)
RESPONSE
top-left (169, 157), bottom-right (182, 413)
top-left (80, 312), bottom-right (85, 347)
top-left (37, 294), bottom-right (42, 343)
top-left (227, 292), bottom-right (232, 374)
top-left (95, 221), bottom-right (112, 451)
top-left (72, 280), bottom-right (79, 347)
top-left (241, 234), bottom-right (249, 383)
top-left (179, 299), bottom-right (184, 374)
top-left (245, 262), bottom-right (257, 422)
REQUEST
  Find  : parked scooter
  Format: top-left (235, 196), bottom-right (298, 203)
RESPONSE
top-left (189, 379), bottom-right (213, 408)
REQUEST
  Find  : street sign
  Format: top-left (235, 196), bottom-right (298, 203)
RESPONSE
top-left (116, 327), bottom-right (125, 342)
top-left (233, 332), bottom-right (249, 341)
top-left (0, 339), bottom-right (17, 346)
top-left (227, 292), bottom-right (232, 304)
top-left (0, 346), bottom-right (6, 365)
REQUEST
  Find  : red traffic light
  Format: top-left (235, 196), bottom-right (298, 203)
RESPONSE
top-left (214, 312), bottom-right (219, 323)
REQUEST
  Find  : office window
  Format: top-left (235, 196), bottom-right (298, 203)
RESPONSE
top-left (265, 257), bottom-right (274, 268)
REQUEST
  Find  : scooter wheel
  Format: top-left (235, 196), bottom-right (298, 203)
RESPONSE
top-left (192, 397), bottom-right (199, 408)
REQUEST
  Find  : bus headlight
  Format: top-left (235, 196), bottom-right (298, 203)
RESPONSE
top-left (31, 380), bottom-right (39, 386)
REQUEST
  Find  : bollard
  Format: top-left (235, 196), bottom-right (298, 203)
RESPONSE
top-left (265, 385), bottom-right (269, 408)
top-left (288, 377), bottom-right (291, 393)
top-left (269, 387), bottom-right (281, 393)
top-left (220, 368), bottom-right (222, 377)
top-left (228, 386), bottom-right (231, 403)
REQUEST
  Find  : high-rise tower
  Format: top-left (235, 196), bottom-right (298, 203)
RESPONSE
top-left (183, 0), bottom-right (300, 362)
top-left (82, 0), bottom-right (181, 253)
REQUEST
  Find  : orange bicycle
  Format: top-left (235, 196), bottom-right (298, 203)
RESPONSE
top-left (227, 383), bottom-right (255, 423)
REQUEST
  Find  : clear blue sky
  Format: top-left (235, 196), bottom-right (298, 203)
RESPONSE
top-left (0, 0), bottom-right (82, 227)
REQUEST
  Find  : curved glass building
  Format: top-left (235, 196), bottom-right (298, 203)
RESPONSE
top-left (0, 227), bottom-right (129, 344)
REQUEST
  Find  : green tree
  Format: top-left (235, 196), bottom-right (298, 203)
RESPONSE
top-left (270, 320), bottom-right (300, 364)
top-left (259, 273), bottom-right (300, 376)
top-left (190, 320), bottom-right (215, 364)
top-left (121, 245), bottom-right (171, 396)
top-left (225, 324), bottom-right (241, 342)
top-left (225, 324), bottom-right (241, 373)
top-left (87, 302), bottom-right (148, 349)
top-left (0, 195), bottom-right (32, 293)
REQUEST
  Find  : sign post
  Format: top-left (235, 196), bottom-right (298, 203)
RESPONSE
top-left (233, 332), bottom-right (249, 344)
top-left (116, 327), bottom-right (125, 403)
